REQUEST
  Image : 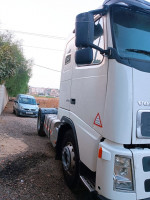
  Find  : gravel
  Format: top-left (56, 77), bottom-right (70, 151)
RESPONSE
top-left (0, 101), bottom-right (95, 200)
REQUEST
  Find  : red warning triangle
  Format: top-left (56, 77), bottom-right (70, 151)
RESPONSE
top-left (94, 113), bottom-right (103, 128)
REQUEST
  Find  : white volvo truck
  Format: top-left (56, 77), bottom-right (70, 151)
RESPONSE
top-left (37, 0), bottom-right (150, 199)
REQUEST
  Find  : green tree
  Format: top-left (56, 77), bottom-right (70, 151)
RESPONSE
top-left (0, 32), bottom-right (32, 96)
top-left (5, 62), bottom-right (31, 96)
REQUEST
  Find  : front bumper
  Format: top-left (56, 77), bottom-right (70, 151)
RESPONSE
top-left (96, 140), bottom-right (150, 200)
top-left (97, 194), bottom-right (110, 200)
top-left (97, 193), bottom-right (150, 200)
top-left (17, 109), bottom-right (38, 117)
top-left (96, 140), bottom-right (136, 200)
top-left (131, 148), bottom-right (150, 200)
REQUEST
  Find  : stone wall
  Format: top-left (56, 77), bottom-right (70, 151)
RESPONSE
top-left (0, 85), bottom-right (8, 115)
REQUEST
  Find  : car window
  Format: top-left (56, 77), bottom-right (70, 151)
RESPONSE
top-left (19, 97), bottom-right (36, 105)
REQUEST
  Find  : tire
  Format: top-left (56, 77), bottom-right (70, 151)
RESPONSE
top-left (37, 110), bottom-right (46, 137)
top-left (16, 110), bottom-right (20, 116)
top-left (61, 130), bottom-right (80, 190)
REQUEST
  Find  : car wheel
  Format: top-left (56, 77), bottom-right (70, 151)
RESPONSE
top-left (16, 110), bottom-right (20, 116)
top-left (61, 130), bottom-right (80, 190)
top-left (37, 111), bottom-right (46, 136)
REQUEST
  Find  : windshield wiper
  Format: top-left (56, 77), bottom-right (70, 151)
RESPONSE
top-left (126, 49), bottom-right (150, 57)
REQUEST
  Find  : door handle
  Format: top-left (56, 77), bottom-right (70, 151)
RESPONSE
top-left (70, 98), bottom-right (76, 105)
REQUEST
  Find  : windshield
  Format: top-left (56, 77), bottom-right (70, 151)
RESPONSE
top-left (19, 97), bottom-right (36, 105)
top-left (112, 6), bottom-right (150, 61)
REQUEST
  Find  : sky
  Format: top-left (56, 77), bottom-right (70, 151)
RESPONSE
top-left (0, 0), bottom-right (104, 89)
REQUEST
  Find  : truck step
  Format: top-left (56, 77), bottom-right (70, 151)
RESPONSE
top-left (80, 175), bottom-right (95, 193)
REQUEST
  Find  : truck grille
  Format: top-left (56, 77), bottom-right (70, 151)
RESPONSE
top-left (143, 157), bottom-right (150, 172)
top-left (145, 179), bottom-right (150, 192)
top-left (143, 157), bottom-right (150, 192)
top-left (141, 112), bottom-right (150, 137)
top-left (137, 110), bottom-right (150, 138)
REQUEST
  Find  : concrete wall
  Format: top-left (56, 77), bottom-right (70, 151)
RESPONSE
top-left (0, 85), bottom-right (8, 115)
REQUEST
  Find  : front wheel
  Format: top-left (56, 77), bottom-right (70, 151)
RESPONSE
top-left (16, 110), bottom-right (20, 116)
top-left (61, 130), bottom-right (80, 190)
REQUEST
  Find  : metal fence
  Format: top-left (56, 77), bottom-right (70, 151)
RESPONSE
top-left (0, 85), bottom-right (8, 115)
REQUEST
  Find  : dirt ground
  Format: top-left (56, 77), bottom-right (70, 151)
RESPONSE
top-left (35, 97), bottom-right (59, 108)
top-left (0, 101), bottom-right (95, 200)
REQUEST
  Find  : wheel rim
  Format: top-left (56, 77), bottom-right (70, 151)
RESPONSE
top-left (62, 143), bottom-right (75, 176)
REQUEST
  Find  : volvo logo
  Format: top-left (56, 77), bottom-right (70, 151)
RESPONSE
top-left (138, 101), bottom-right (150, 106)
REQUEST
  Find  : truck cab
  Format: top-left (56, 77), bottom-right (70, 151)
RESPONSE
top-left (37, 0), bottom-right (150, 199)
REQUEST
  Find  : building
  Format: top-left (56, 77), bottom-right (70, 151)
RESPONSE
top-left (29, 87), bottom-right (59, 97)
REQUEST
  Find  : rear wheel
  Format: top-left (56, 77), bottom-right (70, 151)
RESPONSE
top-left (61, 130), bottom-right (80, 190)
top-left (37, 111), bottom-right (46, 136)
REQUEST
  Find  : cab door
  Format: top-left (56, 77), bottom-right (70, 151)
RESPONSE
top-left (59, 37), bottom-right (74, 111)
top-left (70, 16), bottom-right (108, 132)
top-left (70, 16), bottom-right (109, 171)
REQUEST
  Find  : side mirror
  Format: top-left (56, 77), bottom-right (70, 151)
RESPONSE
top-left (75, 8), bottom-right (110, 57)
top-left (75, 48), bottom-right (93, 65)
top-left (37, 103), bottom-right (40, 105)
top-left (75, 12), bottom-right (94, 48)
top-left (14, 100), bottom-right (18, 103)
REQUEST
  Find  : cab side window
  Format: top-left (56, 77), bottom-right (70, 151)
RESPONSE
top-left (65, 44), bottom-right (71, 65)
top-left (92, 17), bottom-right (104, 64)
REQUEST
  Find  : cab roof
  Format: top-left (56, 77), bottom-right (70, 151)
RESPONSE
top-left (103, 0), bottom-right (150, 10)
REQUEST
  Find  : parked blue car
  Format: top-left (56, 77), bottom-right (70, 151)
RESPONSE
top-left (13, 94), bottom-right (39, 117)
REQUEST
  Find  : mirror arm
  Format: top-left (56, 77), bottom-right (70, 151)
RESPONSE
top-left (89, 43), bottom-right (111, 56)
top-left (107, 47), bottom-right (122, 60)
top-left (89, 44), bottom-right (120, 59)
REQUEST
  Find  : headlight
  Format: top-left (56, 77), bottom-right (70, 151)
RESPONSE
top-left (113, 155), bottom-right (134, 191)
top-left (20, 106), bottom-right (24, 110)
